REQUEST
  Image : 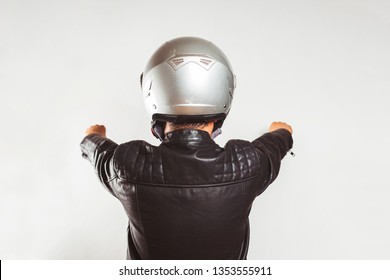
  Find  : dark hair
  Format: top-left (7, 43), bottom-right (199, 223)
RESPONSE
top-left (167, 122), bottom-right (209, 130)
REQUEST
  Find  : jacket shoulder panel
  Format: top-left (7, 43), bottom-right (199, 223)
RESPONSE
top-left (213, 139), bottom-right (261, 183)
top-left (114, 140), bottom-right (165, 184)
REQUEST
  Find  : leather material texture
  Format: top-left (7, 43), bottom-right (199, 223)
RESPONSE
top-left (81, 129), bottom-right (293, 259)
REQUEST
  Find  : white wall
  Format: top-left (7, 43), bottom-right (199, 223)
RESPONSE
top-left (1, 0), bottom-right (389, 259)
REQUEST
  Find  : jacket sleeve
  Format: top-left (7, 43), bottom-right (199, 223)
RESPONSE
top-left (80, 134), bottom-right (119, 197)
top-left (251, 129), bottom-right (293, 195)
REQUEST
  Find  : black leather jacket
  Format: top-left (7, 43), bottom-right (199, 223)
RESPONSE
top-left (80, 129), bottom-right (293, 259)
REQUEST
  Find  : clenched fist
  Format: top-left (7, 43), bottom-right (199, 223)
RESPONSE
top-left (85, 124), bottom-right (106, 137)
top-left (269, 122), bottom-right (293, 134)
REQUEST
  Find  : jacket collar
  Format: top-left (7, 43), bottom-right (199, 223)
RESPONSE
top-left (163, 129), bottom-right (215, 146)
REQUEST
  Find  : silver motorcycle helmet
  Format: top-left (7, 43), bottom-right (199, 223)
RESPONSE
top-left (140, 37), bottom-right (236, 140)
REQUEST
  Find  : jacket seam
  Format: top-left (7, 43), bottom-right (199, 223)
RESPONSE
top-left (135, 185), bottom-right (148, 256)
top-left (107, 145), bottom-right (120, 183)
top-left (106, 175), bottom-right (118, 183)
top-left (117, 174), bottom-right (258, 188)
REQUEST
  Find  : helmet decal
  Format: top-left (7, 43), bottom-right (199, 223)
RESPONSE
top-left (166, 55), bottom-right (217, 71)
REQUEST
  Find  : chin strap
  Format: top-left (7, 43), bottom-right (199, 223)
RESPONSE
top-left (151, 121), bottom-right (165, 141)
top-left (211, 128), bottom-right (222, 139)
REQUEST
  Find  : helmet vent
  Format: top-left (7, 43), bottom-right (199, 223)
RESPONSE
top-left (200, 58), bottom-right (212, 65)
top-left (167, 55), bottom-right (216, 71)
top-left (171, 58), bottom-right (184, 66)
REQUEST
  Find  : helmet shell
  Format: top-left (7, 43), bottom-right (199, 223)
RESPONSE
top-left (141, 37), bottom-right (236, 124)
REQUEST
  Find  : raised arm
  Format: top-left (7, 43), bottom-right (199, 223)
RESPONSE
top-left (80, 125), bottom-right (119, 197)
top-left (252, 122), bottom-right (293, 195)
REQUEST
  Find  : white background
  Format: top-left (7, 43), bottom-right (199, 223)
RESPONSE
top-left (1, 0), bottom-right (389, 259)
